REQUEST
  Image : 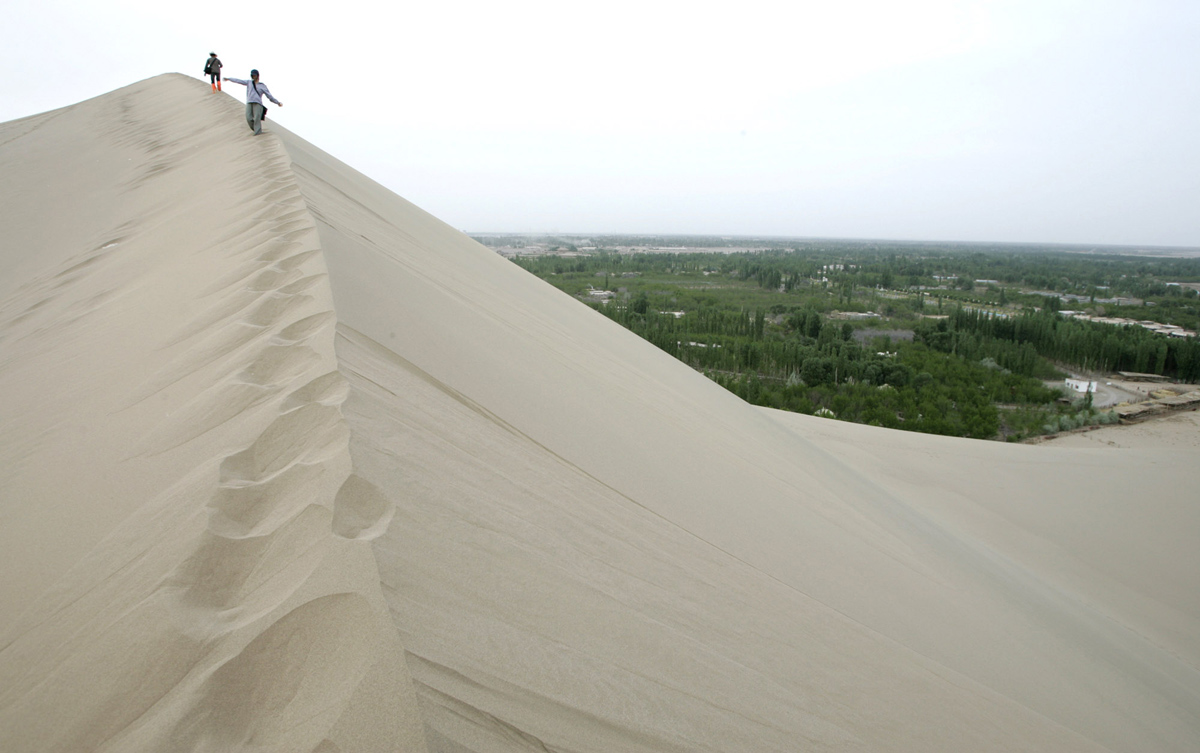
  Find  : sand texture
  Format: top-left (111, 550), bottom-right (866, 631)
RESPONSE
top-left (1, 74), bottom-right (1198, 752)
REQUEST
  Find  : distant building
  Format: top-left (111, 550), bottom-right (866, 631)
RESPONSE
top-left (1065, 378), bottom-right (1096, 394)
top-left (1116, 371), bottom-right (1169, 383)
top-left (1068, 312), bottom-right (1197, 338)
top-left (828, 311), bottom-right (875, 321)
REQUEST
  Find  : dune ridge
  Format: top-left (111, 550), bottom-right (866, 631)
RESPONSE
top-left (1, 74), bottom-right (1198, 752)
top-left (0, 75), bottom-right (424, 752)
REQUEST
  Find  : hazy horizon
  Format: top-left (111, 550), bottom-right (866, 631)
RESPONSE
top-left (5, 1), bottom-right (1199, 248)
top-left (466, 230), bottom-right (1200, 254)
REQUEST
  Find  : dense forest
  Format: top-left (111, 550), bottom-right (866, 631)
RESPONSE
top-left (491, 239), bottom-right (1200, 441)
top-left (920, 307), bottom-right (1200, 382)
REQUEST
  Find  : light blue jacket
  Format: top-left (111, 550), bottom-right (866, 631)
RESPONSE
top-left (226, 78), bottom-right (281, 106)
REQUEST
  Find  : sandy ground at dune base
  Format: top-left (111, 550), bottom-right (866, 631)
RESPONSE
top-left (1039, 408), bottom-right (1200, 449)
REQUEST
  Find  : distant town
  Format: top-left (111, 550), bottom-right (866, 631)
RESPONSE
top-left (476, 234), bottom-right (1200, 441)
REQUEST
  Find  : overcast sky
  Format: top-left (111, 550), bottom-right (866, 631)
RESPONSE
top-left (3, 1), bottom-right (1198, 247)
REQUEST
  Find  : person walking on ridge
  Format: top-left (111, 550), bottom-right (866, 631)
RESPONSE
top-left (225, 69), bottom-right (282, 136)
top-left (203, 53), bottom-right (223, 92)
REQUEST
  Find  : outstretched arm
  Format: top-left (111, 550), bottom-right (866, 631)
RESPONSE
top-left (225, 78), bottom-right (247, 86)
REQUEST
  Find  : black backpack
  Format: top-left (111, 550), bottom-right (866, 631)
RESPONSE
top-left (253, 82), bottom-right (268, 120)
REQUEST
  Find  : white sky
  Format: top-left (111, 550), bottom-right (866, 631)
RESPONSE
top-left (3, 0), bottom-right (1198, 246)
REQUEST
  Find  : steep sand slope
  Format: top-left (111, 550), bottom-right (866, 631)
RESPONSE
top-left (2, 74), bottom-right (1198, 752)
top-left (279, 107), bottom-right (1200, 750)
top-left (0, 75), bottom-right (426, 752)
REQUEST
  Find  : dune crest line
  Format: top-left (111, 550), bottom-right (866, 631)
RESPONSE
top-left (0, 74), bottom-right (425, 753)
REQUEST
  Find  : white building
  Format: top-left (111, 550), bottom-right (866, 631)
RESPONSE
top-left (1065, 378), bottom-right (1097, 394)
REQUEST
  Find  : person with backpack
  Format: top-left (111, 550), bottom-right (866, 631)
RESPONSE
top-left (224, 69), bottom-right (283, 136)
top-left (203, 53), bottom-right (223, 92)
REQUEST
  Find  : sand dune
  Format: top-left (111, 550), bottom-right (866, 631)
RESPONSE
top-left (1, 74), bottom-right (1198, 752)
